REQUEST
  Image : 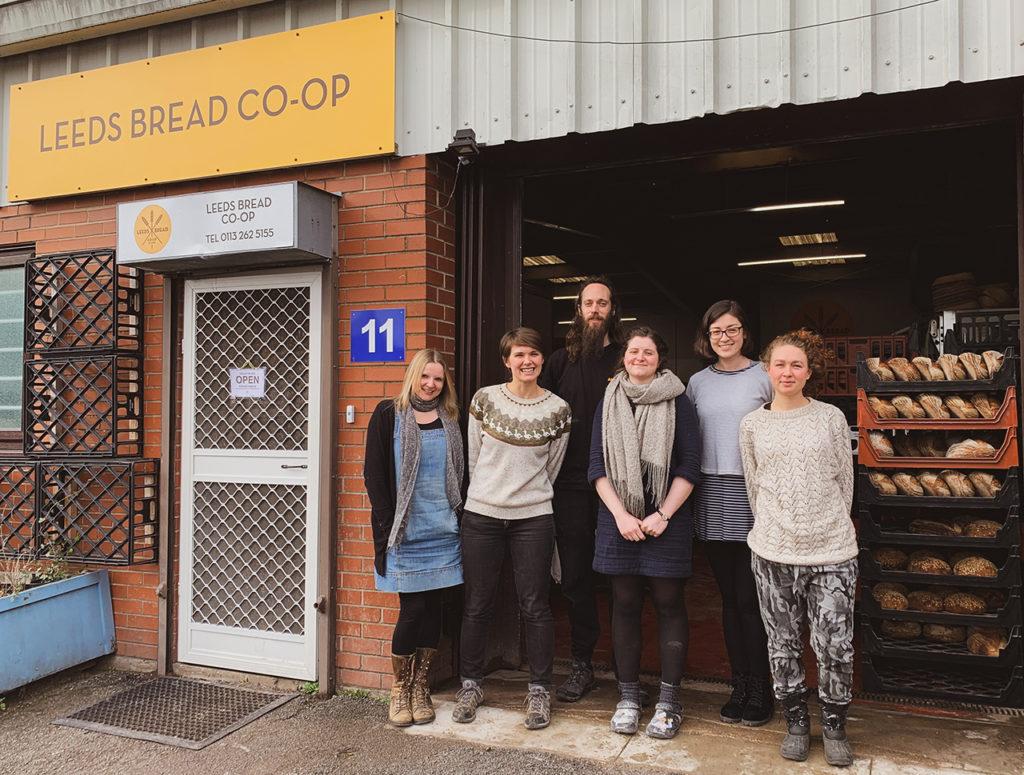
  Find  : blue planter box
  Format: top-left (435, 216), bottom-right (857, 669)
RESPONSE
top-left (0, 570), bottom-right (116, 695)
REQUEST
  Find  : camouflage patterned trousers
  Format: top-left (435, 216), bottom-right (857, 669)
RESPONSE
top-left (750, 554), bottom-right (858, 705)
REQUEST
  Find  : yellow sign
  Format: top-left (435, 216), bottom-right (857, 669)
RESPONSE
top-left (7, 12), bottom-right (395, 201)
top-left (134, 205), bottom-right (172, 254)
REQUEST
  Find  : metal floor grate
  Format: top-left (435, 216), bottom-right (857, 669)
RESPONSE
top-left (54, 676), bottom-right (296, 749)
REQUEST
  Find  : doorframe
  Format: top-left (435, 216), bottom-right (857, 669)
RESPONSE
top-left (170, 265), bottom-right (332, 682)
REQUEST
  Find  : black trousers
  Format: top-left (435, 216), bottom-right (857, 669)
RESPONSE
top-left (459, 511), bottom-right (555, 686)
top-left (704, 540), bottom-right (770, 679)
top-left (552, 487), bottom-right (601, 664)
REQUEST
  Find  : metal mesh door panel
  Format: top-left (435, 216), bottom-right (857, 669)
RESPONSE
top-left (190, 480), bottom-right (306, 635)
top-left (192, 287), bottom-right (310, 450)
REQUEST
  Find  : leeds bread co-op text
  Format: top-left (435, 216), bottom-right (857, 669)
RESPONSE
top-left (207, 195), bottom-right (274, 225)
top-left (36, 74), bottom-right (350, 153)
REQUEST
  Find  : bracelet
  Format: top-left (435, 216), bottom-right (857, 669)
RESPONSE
top-left (656, 507), bottom-right (669, 522)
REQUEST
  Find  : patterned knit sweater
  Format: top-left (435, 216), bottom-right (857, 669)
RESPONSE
top-left (466, 384), bottom-right (571, 520)
top-left (739, 399), bottom-right (856, 565)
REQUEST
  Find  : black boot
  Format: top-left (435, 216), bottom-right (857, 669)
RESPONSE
top-left (821, 701), bottom-right (854, 767)
top-left (741, 675), bottom-right (774, 727)
top-left (719, 674), bottom-right (748, 723)
top-left (780, 690), bottom-right (810, 762)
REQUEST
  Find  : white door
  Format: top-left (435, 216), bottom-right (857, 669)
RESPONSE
top-left (178, 270), bottom-right (321, 680)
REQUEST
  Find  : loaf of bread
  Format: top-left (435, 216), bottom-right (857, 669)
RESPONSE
top-left (954, 556), bottom-right (998, 577)
top-left (892, 473), bottom-right (925, 497)
top-left (918, 433), bottom-right (948, 458)
top-left (866, 358), bottom-right (896, 381)
top-left (946, 439), bottom-right (998, 459)
top-left (881, 620), bottom-right (922, 640)
top-left (907, 590), bottom-right (945, 612)
top-left (908, 518), bottom-right (960, 536)
top-left (912, 357), bottom-right (936, 380)
top-left (944, 395), bottom-right (981, 419)
top-left (917, 473), bottom-right (952, 497)
top-left (919, 394), bottom-right (951, 419)
top-left (907, 554), bottom-right (952, 575)
top-left (923, 623), bottom-right (967, 644)
top-left (874, 582), bottom-right (909, 596)
top-left (868, 396), bottom-right (900, 419)
top-left (868, 431), bottom-right (895, 457)
top-left (969, 393), bottom-right (1000, 419)
top-left (940, 470), bottom-right (976, 497)
top-left (888, 358), bottom-right (922, 381)
top-left (943, 592), bottom-right (987, 615)
top-left (968, 471), bottom-right (1001, 498)
top-left (874, 588), bottom-right (909, 610)
top-left (891, 395), bottom-right (926, 419)
top-left (893, 434), bottom-right (922, 457)
top-left (937, 354), bottom-right (968, 381)
top-left (874, 547), bottom-right (909, 570)
top-left (868, 471), bottom-right (898, 495)
top-left (964, 519), bottom-right (1001, 538)
top-left (967, 627), bottom-right (1008, 657)
top-left (959, 353), bottom-right (983, 380)
top-left (982, 351), bottom-right (1004, 377)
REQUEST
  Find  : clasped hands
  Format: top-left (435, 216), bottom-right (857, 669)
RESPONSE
top-left (614, 510), bottom-right (668, 541)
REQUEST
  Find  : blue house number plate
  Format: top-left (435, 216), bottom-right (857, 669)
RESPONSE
top-left (350, 308), bottom-right (405, 362)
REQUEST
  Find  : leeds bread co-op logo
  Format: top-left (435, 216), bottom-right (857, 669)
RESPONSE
top-left (134, 205), bottom-right (172, 254)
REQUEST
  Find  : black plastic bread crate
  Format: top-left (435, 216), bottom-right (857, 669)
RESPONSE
top-left (858, 506), bottom-right (1019, 549)
top-left (856, 348), bottom-right (1016, 394)
top-left (24, 250), bottom-right (142, 356)
top-left (858, 468), bottom-right (1019, 509)
top-left (860, 585), bottom-right (1022, 627)
top-left (861, 657), bottom-right (1023, 706)
top-left (953, 309), bottom-right (1019, 352)
top-left (859, 547), bottom-right (1021, 588)
top-left (861, 619), bottom-right (1022, 668)
top-left (23, 355), bottom-right (142, 457)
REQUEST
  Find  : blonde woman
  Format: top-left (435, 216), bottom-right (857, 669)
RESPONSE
top-left (364, 349), bottom-right (465, 727)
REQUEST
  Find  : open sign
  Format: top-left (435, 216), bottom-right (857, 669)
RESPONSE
top-left (229, 367), bottom-right (267, 398)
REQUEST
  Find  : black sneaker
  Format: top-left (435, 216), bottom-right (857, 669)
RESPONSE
top-left (555, 660), bottom-right (596, 702)
top-left (720, 674), bottom-right (748, 723)
top-left (741, 675), bottom-right (774, 727)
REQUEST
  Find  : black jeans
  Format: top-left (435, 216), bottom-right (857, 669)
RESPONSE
top-left (459, 511), bottom-right (555, 686)
top-left (705, 540), bottom-right (770, 679)
top-left (552, 488), bottom-right (601, 664)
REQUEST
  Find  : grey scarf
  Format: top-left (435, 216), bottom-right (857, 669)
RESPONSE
top-left (388, 395), bottom-right (464, 548)
top-left (601, 370), bottom-right (685, 519)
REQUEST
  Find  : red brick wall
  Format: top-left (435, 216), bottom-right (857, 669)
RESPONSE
top-left (0, 153), bottom-right (455, 683)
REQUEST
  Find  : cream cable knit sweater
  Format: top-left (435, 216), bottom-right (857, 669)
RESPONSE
top-left (739, 398), bottom-right (856, 565)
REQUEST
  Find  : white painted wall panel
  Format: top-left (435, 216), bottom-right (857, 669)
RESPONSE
top-left (3, 0), bottom-right (1024, 205)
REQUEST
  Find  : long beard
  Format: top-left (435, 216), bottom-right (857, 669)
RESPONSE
top-left (580, 316), bottom-right (610, 358)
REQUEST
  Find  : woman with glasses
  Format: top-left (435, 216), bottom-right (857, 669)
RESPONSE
top-left (688, 301), bottom-right (774, 726)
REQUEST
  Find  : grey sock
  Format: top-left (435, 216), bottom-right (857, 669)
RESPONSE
top-left (618, 681), bottom-right (641, 705)
top-left (658, 681), bottom-right (681, 711)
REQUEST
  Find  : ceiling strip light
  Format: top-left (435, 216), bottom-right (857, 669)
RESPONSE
top-left (737, 253), bottom-right (866, 268)
top-left (749, 199), bottom-right (845, 212)
top-left (552, 295), bottom-right (577, 300)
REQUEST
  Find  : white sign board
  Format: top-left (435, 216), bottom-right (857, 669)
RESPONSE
top-left (117, 183), bottom-right (295, 264)
top-left (229, 367), bottom-right (267, 398)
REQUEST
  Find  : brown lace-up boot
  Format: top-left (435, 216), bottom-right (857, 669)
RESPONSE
top-left (388, 653), bottom-right (415, 727)
top-left (410, 647), bottom-right (437, 724)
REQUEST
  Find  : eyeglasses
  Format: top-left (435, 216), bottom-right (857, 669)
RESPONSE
top-left (708, 325), bottom-right (743, 341)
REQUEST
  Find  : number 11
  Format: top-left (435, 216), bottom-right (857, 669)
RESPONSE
top-left (360, 317), bottom-right (395, 354)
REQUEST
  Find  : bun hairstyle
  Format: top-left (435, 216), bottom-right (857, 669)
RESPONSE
top-left (760, 328), bottom-right (834, 389)
top-left (620, 325), bottom-right (670, 372)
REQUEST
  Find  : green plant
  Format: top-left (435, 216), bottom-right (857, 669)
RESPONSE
top-left (0, 697), bottom-right (6, 711)
top-left (299, 681), bottom-right (319, 695)
top-left (33, 536), bottom-right (74, 584)
top-left (0, 554), bottom-right (35, 596)
top-left (339, 687), bottom-right (387, 705)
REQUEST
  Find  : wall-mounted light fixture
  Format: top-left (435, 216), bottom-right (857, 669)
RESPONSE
top-left (447, 128), bottom-right (479, 165)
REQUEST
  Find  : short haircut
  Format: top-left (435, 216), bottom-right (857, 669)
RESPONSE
top-left (499, 326), bottom-right (544, 361)
top-left (694, 299), bottom-right (755, 360)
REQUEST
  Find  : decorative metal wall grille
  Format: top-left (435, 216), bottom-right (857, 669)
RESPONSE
top-left (24, 251), bottom-right (142, 355)
top-left (0, 459), bottom-right (157, 565)
top-left (23, 355), bottom-right (142, 457)
top-left (192, 287), bottom-right (310, 451)
top-left (190, 481), bottom-right (306, 635)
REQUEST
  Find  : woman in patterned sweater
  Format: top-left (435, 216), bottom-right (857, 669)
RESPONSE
top-left (451, 327), bottom-right (571, 731)
top-left (739, 329), bottom-right (856, 768)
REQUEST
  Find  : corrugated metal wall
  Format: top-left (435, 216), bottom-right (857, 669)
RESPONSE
top-left (3, 0), bottom-right (1024, 204)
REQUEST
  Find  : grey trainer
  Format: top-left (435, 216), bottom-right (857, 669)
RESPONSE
top-left (451, 679), bottom-right (483, 724)
top-left (645, 702), bottom-right (683, 740)
top-left (610, 700), bottom-right (641, 735)
top-left (524, 684), bottom-right (551, 730)
top-left (780, 691), bottom-right (810, 762)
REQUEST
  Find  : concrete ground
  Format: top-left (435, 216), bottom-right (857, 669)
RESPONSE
top-left (1, 663), bottom-right (1022, 775)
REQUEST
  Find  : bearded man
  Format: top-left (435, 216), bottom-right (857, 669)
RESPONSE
top-left (539, 276), bottom-right (623, 701)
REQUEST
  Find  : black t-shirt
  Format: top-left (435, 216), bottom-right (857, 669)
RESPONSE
top-left (539, 342), bottom-right (620, 489)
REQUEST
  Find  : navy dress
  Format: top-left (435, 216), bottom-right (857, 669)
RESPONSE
top-left (589, 392), bottom-right (701, 578)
